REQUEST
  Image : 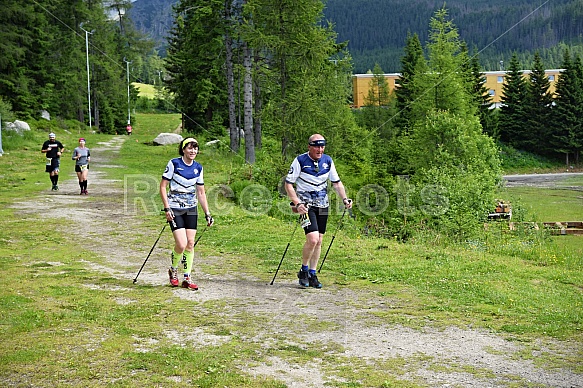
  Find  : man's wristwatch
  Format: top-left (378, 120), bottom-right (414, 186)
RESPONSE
top-left (163, 207), bottom-right (170, 212)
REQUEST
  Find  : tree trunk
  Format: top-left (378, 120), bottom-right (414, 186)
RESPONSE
top-left (253, 51), bottom-right (262, 150)
top-left (566, 152), bottom-right (569, 167)
top-left (243, 43), bottom-right (255, 164)
top-left (225, 2), bottom-right (238, 153)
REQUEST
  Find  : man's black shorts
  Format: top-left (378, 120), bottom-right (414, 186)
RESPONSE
top-left (304, 206), bottom-right (328, 234)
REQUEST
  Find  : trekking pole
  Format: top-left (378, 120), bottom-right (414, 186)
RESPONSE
top-left (318, 208), bottom-right (347, 273)
top-left (270, 219), bottom-right (300, 285)
top-left (133, 223), bottom-right (167, 283)
top-left (192, 225), bottom-right (208, 249)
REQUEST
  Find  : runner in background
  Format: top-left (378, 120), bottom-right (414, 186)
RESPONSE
top-left (41, 133), bottom-right (65, 191)
top-left (72, 138), bottom-right (91, 195)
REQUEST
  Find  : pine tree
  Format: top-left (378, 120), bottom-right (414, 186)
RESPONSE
top-left (165, 0), bottom-right (228, 135)
top-left (551, 49), bottom-right (582, 165)
top-left (521, 52), bottom-right (554, 153)
top-left (498, 53), bottom-right (528, 146)
top-left (402, 7), bottom-right (501, 238)
top-left (395, 32), bottom-right (426, 132)
top-left (362, 63), bottom-right (392, 129)
top-left (459, 44), bottom-right (494, 135)
top-left (242, 0), bottom-right (359, 158)
top-left (410, 7), bottom-right (473, 120)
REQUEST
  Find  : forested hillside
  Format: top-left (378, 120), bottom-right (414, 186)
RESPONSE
top-left (325, 0), bottom-right (583, 72)
top-left (129, 0), bottom-right (583, 72)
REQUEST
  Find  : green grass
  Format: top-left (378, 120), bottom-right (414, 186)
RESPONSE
top-left (133, 82), bottom-right (157, 99)
top-left (1, 113), bottom-right (581, 386)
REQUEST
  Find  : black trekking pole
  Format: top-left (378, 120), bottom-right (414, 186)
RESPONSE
top-left (192, 225), bottom-right (208, 249)
top-left (270, 219), bottom-right (300, 285)
top-left (318, 208), bottom-right (347, 273)
top-left (133, 223), bottom-right (167, 283)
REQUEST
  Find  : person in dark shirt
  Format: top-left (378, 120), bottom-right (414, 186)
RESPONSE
top-left (41, 133), bottom-right (65, 191)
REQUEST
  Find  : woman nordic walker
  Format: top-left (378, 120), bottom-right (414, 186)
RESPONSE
top-left (72, 138), bottom-right (91, 195)
top-left (160, 138), bottom-right (214, 290)
top-left (285, 134), bottom-right (352, 288)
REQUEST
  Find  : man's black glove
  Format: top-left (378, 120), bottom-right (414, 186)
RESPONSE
top-left (205, 213), bottom-right (214, 227)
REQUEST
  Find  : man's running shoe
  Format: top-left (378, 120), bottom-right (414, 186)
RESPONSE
top-left (80, 190), bottom-right (84, 195)
top-left (83, 190), bottom-right (88, 195)
top-left (309, 273), bottom-right (322, 288)
top-left (52, 185), bottom-right (57, 191)
top-left (54, 185), bottom-right (59, 191)
top-left (297, 270), bottom-right (310, 287)
top-left (168, 267), bottom-right (179, 287)
top-left (181, 277), bottom-right (198, 290)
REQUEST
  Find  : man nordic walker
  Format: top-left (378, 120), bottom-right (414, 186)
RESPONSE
top-left (41, 133), bottom-right (65, 191)
top-left (285, 134), bottom-right (352, 288)
top-left (160, 138), bottom-right (214, 290)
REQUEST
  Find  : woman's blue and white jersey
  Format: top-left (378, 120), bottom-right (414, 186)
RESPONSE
top-left (285, 153), bottom-right (340, 208)
top-left (162, 157), bottom-right (204, 210)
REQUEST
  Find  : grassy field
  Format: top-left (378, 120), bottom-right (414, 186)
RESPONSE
top-left (133, 82), bottom-right (157, 99)
top-left (0, 114), bottom-right (581, 386)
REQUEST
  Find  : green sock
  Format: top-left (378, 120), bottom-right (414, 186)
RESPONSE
top-left (171, 249), bottom-right (182, 268)
top-left (183, 250), bottom-right (194, 276)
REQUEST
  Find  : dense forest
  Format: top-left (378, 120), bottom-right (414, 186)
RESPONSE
top-left (325, 0), bottom-right (583, 72)
top-left (0, 0), bottom-right (152, 132)
top-left (128, 0), bottom-right (583, 72)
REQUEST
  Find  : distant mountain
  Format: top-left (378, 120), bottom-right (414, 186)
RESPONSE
top-left (128, 0), bottom-right (583, 72)
top-left (127, 0), bottom-right (176, 54)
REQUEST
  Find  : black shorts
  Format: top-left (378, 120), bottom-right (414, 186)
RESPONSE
top-left (75, 164), bottom-right (89, 173)
top-left (45, 157), bottom-right (60, 173)
top-left (169, 208), bottom-right (198, 231)
top-left (304, 206), bottom-right (329, 234)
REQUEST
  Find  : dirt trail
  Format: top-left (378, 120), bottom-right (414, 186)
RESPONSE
top-left (21, 137), bottom-right (583, 387)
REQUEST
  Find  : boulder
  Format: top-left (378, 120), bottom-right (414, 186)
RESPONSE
top-left (41, 110), bottom-right (51, 120)
top-left (153, 132), bottom-right (182, 146)
top-left (5, 120), bottom-right (31, 134)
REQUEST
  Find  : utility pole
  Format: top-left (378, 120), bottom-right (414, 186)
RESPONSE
top-left (80, 23), bottom-right (94, 129)
top-left (0, 113), bottom-right (4, 156)
top-left (124, 58), bottom-right (132, 126)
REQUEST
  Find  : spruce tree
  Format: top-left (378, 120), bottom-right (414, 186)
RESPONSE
top-left (459, 44), bottom-right (494, 135)
top-left (573, 55), bottom-right (583, 164)
top-left (362, 63), bottom-right (392, 129)
top-left (551, 49), bottom-right (583, 165)
top-left (242, 0), bottom-right (360, 158)
top-left (395, 32), bottom-right (426, 132)
top-left (165, 0), bottom-right (228, 135)
top-left (498, 53), bottom-right (528, 146)
top-left (402, 7), bottom-right (501, 239)
top-left (521, 52), bottom-right (554, 154)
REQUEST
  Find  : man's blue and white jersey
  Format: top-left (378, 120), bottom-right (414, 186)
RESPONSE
top-left (285, 153), bottom-right (340, 208)
top-left (162, 157), bottom-right (204, 210)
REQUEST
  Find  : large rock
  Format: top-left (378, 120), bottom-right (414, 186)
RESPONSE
top-left (5, 120), bottom-right (31, 133)
top-left (41, 110), bottom-right (51, 120)
top-left (153, 132), bottom-right (182, 146)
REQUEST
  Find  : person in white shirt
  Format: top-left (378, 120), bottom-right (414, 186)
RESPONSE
top-left (285, 134), bottom-right (352, 288)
